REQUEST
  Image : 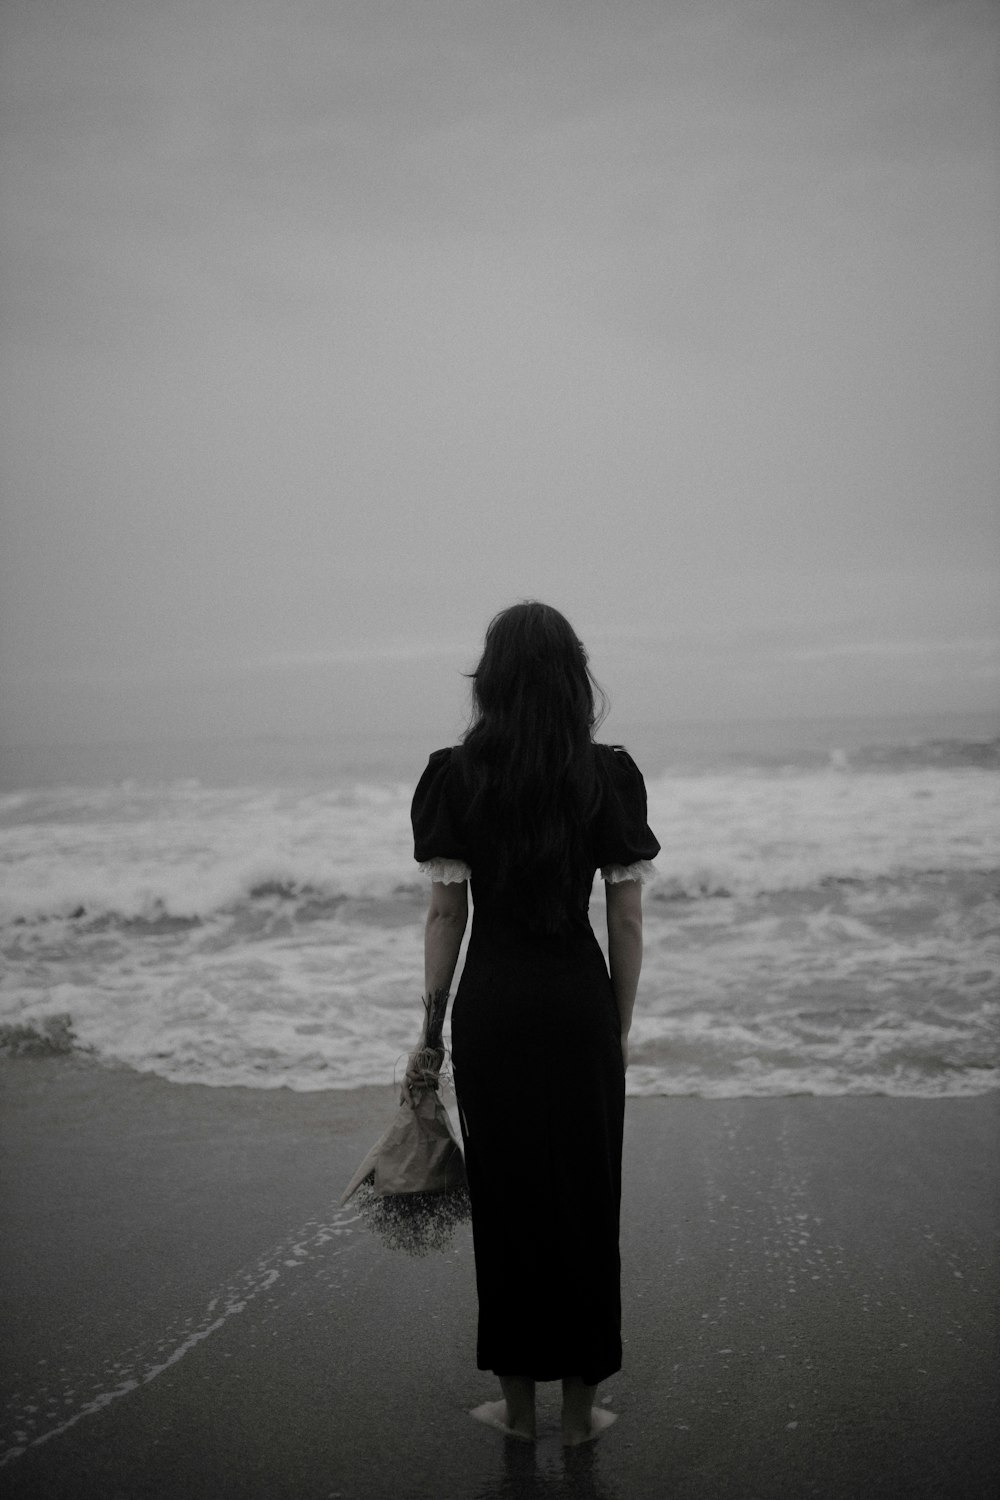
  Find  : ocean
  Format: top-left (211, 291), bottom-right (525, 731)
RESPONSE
top-left (1, 711), bottom-right (997, 1099)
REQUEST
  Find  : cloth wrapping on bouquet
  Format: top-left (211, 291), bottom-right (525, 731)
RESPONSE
top-left (340, 1051), bottom-right (467, 1202)
top-left (340, 1039), bottom-right (471, 1255)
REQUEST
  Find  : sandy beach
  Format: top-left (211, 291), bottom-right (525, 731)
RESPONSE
top-left (1, 1055), bottom-right (997, 1500)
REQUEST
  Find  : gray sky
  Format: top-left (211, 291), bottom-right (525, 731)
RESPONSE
top-left (2, 0), bottom-right (997, 744)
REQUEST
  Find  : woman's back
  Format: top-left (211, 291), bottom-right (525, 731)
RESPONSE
top-left (412, 740), bottom-right (658, 935)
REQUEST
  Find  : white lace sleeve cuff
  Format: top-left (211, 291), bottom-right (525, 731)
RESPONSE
top-left (418, 857), bottom-right (471, 884)
top-left (601, 859), bottom-right (656, 885)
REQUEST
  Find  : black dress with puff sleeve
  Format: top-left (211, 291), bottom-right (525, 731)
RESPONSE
top-left (411, 743), bottom-right (660, 1385)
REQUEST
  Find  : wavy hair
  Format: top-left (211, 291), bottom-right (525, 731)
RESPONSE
top-left (462, 601), bottom-right (608, 932)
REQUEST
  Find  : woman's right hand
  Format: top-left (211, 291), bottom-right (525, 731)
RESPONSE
top-left (402, 1044), bottom-right (444, 1101)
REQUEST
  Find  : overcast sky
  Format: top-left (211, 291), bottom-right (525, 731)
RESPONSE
top-left (1, 0), bottom-right (997, 745)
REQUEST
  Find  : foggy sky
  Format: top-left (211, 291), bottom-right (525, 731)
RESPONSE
top-left (1, 0), bottom-right (997, 744)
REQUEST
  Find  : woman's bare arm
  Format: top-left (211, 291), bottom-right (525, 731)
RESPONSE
top-left (605, 878), bottom-right (643, 1067)
top-left (419, 878), bottom-right (469, 1042)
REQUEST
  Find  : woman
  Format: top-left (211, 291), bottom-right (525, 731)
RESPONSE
top-left (409, 601), bottom-right (660, 1446)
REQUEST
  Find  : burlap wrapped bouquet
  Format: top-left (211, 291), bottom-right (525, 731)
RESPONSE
top-left (341, 995), bottom-right (471, 1255)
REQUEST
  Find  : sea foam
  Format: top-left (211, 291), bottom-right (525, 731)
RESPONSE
top-left (1, 751), bottom-right (997, 1097)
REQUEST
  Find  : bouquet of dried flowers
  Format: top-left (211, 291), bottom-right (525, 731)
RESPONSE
top-left (340, 990), bottom-right (471, 1255)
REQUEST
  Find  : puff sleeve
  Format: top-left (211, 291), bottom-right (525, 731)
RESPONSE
top-left (592, 746), bottom-right (661, 876)
top-left (411, 747), bottom-right (470, 877)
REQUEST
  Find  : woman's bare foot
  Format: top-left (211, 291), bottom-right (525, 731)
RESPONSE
top-left (470, 1399), bottom-right (536, 1442)
top-left (561, 1406), bottom-right (618, 1446)
top-left (561, 1377), bottom-right (618, 1446)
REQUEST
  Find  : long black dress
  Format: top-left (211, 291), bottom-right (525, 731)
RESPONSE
top-left (411, 743), bottom-right (660, 1386)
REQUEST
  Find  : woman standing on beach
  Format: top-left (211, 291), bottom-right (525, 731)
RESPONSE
top-left (410, 601), bottom-right (660, 1445)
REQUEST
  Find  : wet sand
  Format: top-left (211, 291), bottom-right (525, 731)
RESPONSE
top-left (1, 1056), bottom-right (997, 1499)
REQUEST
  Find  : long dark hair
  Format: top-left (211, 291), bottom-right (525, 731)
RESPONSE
top-left (462, 601), bottom-right (607, 932)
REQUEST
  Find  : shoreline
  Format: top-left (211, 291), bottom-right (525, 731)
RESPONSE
top-left (1, 1055), bottom-right (997, 1498)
